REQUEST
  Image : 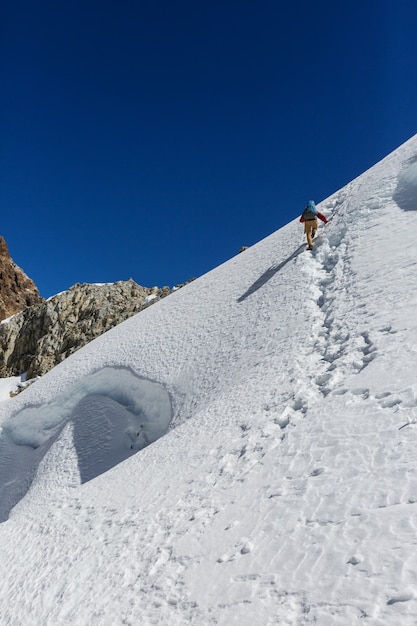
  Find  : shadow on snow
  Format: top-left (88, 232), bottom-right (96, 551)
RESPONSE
top-left (393, 156), bottom-right (417, 212)
top-left (0, 366), bottom-right (173, 522)
top-left (237, 244), bottom-right (305, 303)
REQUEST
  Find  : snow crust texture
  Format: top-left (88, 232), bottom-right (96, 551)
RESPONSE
top-left (1, 135), bottom-right (417, 624)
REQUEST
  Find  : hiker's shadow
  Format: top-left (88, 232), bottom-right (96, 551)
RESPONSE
top-left (237, 244), bottom-right (305, 302)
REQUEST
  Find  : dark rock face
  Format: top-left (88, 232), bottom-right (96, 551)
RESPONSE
top-left (0, 236), bottom-right (44, 321)
top-left (0, 280), bottom-right (174, 379)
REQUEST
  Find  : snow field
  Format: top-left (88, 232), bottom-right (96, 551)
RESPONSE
top-left (0, 135), bottom-right (417, 624)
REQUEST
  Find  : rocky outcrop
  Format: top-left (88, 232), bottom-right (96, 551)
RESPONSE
top-left (0, 279), bottom-right (178, 379)
top-left (0, 236), bottom-right (44, 320)
top-left (0, 235), bottom-right (195, 384)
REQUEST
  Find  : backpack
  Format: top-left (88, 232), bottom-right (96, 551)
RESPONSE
top-left (303, 201), bottom-right (318, 221)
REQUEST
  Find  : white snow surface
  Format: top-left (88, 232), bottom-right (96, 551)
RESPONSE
top-left (1, 136), bottom-right (417, 624)
top-left (0, 375), bottom-right (26, 401)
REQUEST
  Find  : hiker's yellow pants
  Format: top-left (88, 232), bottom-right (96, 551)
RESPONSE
top-left (304, 219), bottom-right (318, 247)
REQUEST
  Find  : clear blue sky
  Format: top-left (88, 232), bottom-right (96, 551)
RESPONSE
top-left (1, 0), bottom-right (417, 298)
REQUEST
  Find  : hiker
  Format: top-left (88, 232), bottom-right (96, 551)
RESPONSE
top-left (299, 200), bottom-right (328, 249)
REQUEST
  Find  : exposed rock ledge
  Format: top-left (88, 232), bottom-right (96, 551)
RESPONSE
top-left (0, 279), bottom-right (180, 379)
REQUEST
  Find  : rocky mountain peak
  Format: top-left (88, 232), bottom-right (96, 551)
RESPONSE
top-left (0, 235), bottom-right (194, 387)
top-left (0, 236), bottom-right (44, 321)
top-left (0, 279), bottom-right (191, 381)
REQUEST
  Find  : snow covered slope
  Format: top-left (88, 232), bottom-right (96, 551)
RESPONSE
top-left (1, 135), bottom-right (417, 625)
